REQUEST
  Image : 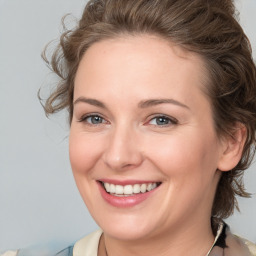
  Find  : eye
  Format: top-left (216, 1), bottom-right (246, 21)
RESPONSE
top-left (148, 115), bottom-right (178, 126)
top-left (79, 114), bottom-right (108, 125)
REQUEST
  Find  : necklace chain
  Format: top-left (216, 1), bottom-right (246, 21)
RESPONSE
top-left (103, 223), bottom-right (223, 256)
top-left (104, 236), bottom-right (108, 256)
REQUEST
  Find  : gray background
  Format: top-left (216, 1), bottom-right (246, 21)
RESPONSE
top-left (0, 0), bottom-right (255, 252)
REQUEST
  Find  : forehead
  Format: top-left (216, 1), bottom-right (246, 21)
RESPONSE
top-left (74, 35), bottom-right (208, 105)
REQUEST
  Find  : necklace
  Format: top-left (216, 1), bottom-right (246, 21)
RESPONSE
top-left (105, 241), bottom-right (108, 256)
top-left (105, 246), bottom-right (108, 256)
top-left (206, 222), bottom-right (223, 256)
top-left (103, 235), bottom-right (108, 256)
top-left (103, 223), bottom-right (223, 256)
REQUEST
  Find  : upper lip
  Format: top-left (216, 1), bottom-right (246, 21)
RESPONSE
top-left (98, 179), bottom-right (161, 186)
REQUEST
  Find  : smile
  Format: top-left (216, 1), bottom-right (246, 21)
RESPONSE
top-left (100, 181), bottom-right (161, 197)
top-left (97, 180), bottom-right (162, 207)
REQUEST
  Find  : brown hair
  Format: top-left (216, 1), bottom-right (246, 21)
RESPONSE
top-left (41, 0), bottom-right (256, 219)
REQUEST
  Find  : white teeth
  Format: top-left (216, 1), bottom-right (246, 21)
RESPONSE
top-left (115, 185), bottom-right (124, 194)
top-left (102, 182), bottom-right (159, 196)
top-left (110, 184), bottom-right (115, 193)
top-left (133, 184), bottom-right (141, 194)
top-left (147, 183), bottom-right (152, 191)
top-left (140, 184), bottom-right (147, 193)
top-left (124, 185), bottom-right (133, 195)
top-left (104, 183), bottom-right (110, 192)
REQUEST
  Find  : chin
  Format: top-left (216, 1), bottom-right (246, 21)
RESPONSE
top-left (94, 211), bottom-right (157, 241)
top-left (102, 223), bottom-right (153, 241)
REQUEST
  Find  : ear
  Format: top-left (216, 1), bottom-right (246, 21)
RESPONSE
top-left (217, 123), bottom-right (247, 172)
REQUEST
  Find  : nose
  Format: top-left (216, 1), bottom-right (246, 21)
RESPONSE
top-left (103, 125), bottom-right (144, 171)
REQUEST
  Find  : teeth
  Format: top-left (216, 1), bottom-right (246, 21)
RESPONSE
top-left (133, 184), bottom-right (141, 194)
top-left (140, 184), bottom-right (147, 193)
top-left (105, 183), bottom-right (110, 192)
top-left (103, 182), bottom-right (159, 196)
top-left (124, 185), bottom-right (133, 195)
top-left (110, 184), bottom-right (115, 193)
top-left (147, 183), bottom-right (152, 191)
top-left (115, 185), bottom-right (124, 194)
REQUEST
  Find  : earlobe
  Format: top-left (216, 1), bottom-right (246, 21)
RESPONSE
top-left (217, 123), bottom-right (247, 172)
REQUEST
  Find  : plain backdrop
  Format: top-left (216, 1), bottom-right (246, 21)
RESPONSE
top-left (0, 0), bottom-right (256, 253)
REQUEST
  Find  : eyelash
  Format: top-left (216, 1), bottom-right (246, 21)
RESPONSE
top-left (78, 114), bottom-right (108, 125)
top-left (78, 113), bottom-right (178, 128)
top-left (147, 115), bottom-right (178, 127)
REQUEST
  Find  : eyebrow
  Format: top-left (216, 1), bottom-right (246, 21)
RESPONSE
top-left (73, 97), bottom-right (189, 110)
top-left (138, 98), bottom-right (190, 109)
top-left (73, 97), bottom-right (106, 108)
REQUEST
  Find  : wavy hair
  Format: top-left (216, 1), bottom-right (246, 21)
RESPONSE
top-left (41, 0), bottom-right (256, 219)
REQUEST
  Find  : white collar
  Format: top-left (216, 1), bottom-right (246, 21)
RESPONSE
top-left (73, 224), bottom-right (225, 256)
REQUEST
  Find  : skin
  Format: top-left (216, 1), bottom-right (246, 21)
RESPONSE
top-left (69, 35), bottom-right (245, 256)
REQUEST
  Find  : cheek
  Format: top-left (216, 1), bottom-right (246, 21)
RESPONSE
top-left (69, 130), bottom-right (103, 176)
top-left (69, 130), bottom-right (106, 209)
top-left (145, 130), bottom-right (219, 179)
top-left (147, 133), bottom-right (220, 213)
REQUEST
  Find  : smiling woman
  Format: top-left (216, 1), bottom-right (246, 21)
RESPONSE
top-left (48, 0), bottom-right (256, 255)
top-left (70, 36), bottom-right (224, 249)
top-left (3, 0), bottom-right (256, 255)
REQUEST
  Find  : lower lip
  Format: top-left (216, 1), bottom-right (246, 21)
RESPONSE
top-left (97, 182), bottom-right (160, 208)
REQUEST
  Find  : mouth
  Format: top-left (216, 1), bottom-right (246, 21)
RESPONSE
top-left (99, 181), bottom-right (162, 197)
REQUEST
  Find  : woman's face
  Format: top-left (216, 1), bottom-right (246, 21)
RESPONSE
top-left (69, 35), bottom-right (225, 241)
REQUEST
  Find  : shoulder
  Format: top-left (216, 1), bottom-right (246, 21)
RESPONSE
top-left (51, 230), bottom-right (102, 256)
top-left (212, 221), bottom-right (256, 256)
top-left (73, 230), bottom-right (102, 256)
top-left (0, 251), bottom-right (18, 256)
top-left (1, 246), bottom-right (74, 256)
top-left (225, 224), bottom-right (256, 256)
top-left (0, 230), bottom-right (102, 256)
top-left (56, 229), bottom-right (102, 256)
top-left (238, 237), bottom-right (256, 256)
top-left (55, 246), bottom-right (74, 256)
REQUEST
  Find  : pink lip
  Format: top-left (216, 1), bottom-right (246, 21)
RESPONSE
top-left (97, 181), bottom-right (160, 208)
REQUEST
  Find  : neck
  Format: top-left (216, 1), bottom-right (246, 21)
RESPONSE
top-left (101, 217), bottom-right (215, 256)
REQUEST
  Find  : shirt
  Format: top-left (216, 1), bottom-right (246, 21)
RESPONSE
top-left (2, 222), bottom-right (256, 256)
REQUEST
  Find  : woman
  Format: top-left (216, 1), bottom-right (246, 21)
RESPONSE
top-left (3, 0), bottom-right (256, 255)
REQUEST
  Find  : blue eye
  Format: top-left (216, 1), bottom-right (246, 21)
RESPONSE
top-left (79, 115), bottom-right (106, 125)
top-left (88, 115), bottom-right (103, 124)
top-left (149, 116), bottom-right (177, 126)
